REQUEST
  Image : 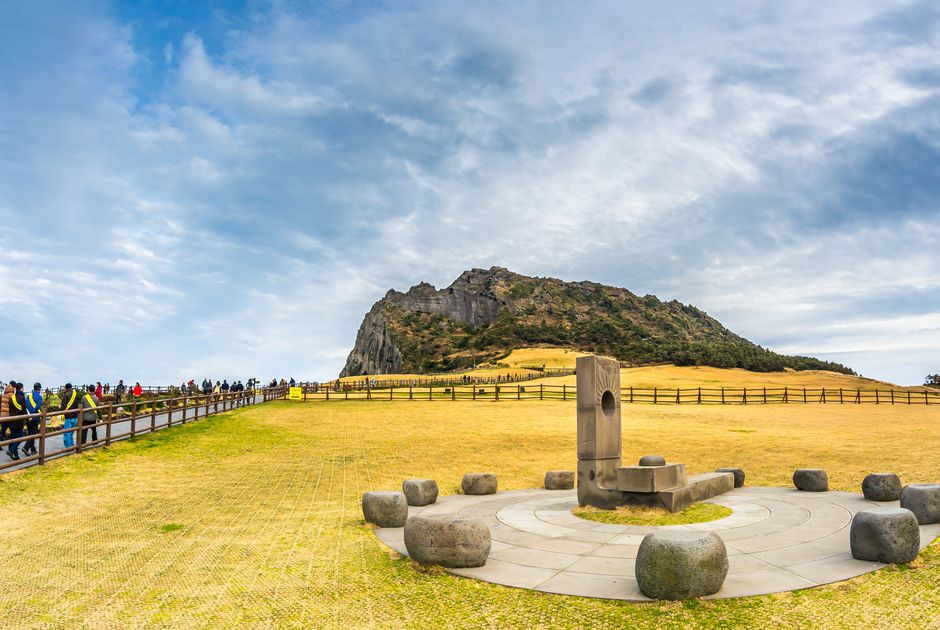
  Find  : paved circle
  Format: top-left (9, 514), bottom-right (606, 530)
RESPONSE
top-left (373, 487), bottom-right (940, 600)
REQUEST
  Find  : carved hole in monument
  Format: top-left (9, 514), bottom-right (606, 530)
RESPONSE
top-left (601, 390), bottom-right (615, 416)
top-left (589, 470), bottom-right (596, 481)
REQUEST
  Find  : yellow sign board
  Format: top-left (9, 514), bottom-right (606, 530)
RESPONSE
top-left (288, 386), bottom-right (303, 401)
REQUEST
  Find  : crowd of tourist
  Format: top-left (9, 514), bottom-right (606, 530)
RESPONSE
top-left (0, 376), bottom-right (291, 461)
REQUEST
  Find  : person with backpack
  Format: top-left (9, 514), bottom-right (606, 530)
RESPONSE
top-left (79, 385), bottom-right (101, 445)
top-left (60, 383), bottom-right (81, 448)
top-left (22, 382), bottom-right (43, 456)
top-left (5, 383), bottom-right (27, 460)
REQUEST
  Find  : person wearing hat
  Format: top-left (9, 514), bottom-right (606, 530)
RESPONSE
top-left (59, 383), bottom-right (81, 448)
top-left (79, 385), bottom-right (101, 445)
top-left (4, 383), bottom-right (27, 460)
top-left (22, 382), bottom-right (43, 456)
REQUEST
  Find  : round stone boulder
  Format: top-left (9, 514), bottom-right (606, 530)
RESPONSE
top-left (900, 484), bottom-right (940, 525)
top-left (862, 473), bottom-right (902, 502)
top-left (402, 478), bottom-right (439, 506)
top-left (544, 470), bottom-right (575, 490)
top-left (461, 472), bottom-right (497, 495)
top-left (635, 531), bottom-right (729, 600)
top-left (639, 454), bottom-right (666, 467)
top-left (404, 515), bottom-right (491, 568)
top-left (793, 469), bottom-right (828, 492)
top-left (362, 491), bottom-right (408, 528)
top-left (850, 507), bottom-right (920, 564)
top-left (715, 468), bottom-right (745, 488)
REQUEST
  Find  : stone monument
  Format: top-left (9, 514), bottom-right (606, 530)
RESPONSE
top-left (576, 354), bottom-right (734, 512)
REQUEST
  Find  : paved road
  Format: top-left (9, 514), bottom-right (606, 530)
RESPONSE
top-left (1, 394), bottom-right (267, 474)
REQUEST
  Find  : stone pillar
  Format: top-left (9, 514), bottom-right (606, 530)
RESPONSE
top-left (576, 355), bottom-right (624, 509)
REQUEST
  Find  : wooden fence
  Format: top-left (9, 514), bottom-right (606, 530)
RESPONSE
top-left (293, 383), bottom-right (940, 405)
top-left (0, 387), bottom-right (288, 473)
top-left (316, 368), bottom-right (575, 391)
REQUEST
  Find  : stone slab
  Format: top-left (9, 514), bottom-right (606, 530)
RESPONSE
top-left (615, 463), bottom-right (687, 493)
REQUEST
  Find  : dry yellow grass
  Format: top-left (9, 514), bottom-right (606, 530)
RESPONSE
top-left (496, 347), bottom-right (591, 368)
top-left (0, 400), bottom-right (938, 628)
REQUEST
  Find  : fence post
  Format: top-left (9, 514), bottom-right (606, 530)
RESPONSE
top-left (654, 387), bottom-right (658, 404)
top-left (763, 387), bottom-right (767, 404)
top-left (803, 387), bottom-right (807, 403)
top-left (563, 385), bottom-right (566, 401)
top-left (839, 388), bottom-right (843, 404)
top-left (540, 384), bottom-right (543, 400)
top-left (630, 386), bottom-right (634, 404)
top-left (784, 386), bottom-right (788, 403)
top-left (472, 385), bottom-right (475, 401)
top-left (721, 387), bottom-right (725, 404)
top-left (131, 399), bottom-right (137, 436)
top-left (151, 400), bottom-right (156, 433)
top-left (875, 389), bottom-right (880, 404)
top-left (182, 395), bottom-right (187, 424)
top-left (495, 386), bottom-right (499, 401)
top-left (676, 389), bottom-right (680, 404)
top-left (743, 387), bottom-right (747, 405)
top-left (409, 385), bottom-right (413, 401)
top-left (38, 407), bottom-right (46, 465)
top-left (926, 390), bottom-right (930, 405)
top-left (105, 402), bottom-right (113, 446)
top-left (517, 385), bottom-right (521, 401)
top-left (452, 387), bottom-right (456, 401)
top-left (821, 389), bottom-right (826, 403)
top-left (697, 387), bottom-right (701, 404)
top-left (856, 388), bottom-right (860, 404)
top-left (890, 389), bottom-right (895, 405)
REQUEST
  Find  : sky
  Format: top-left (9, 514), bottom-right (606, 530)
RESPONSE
top-left (1, 0), bottom-right (939, 386)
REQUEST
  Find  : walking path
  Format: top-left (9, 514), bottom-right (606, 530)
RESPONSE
top-left (374, 487), bottom-right (940, 600)
top-left (1, 394), bottom-right (264, 474)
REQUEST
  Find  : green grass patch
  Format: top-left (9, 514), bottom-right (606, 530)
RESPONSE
top-left (159, 523), bottom-right (184, 533)
top-left (572, 502), bottom-right (732, 526)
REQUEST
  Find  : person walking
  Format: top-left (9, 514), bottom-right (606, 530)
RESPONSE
top-left (5, 383), bottom-right (27, 460)
top-left (79, 385), bottom-right (100, 445)
top-left (0, 381), bottom-right (13, 442)
top-left (60, 383), bottom-right (81, 449)
top-left (114, 380), bottom-right (126, 404)
top-left (22, 382), bottom-right (43, 456)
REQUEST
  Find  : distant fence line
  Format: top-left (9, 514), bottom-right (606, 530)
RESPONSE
top-left (292, 383), bottom-right (939, 405)
top-left (317, 367), bottom-right (575, 390)
top-left (0, 387), bottom-right (289, 474)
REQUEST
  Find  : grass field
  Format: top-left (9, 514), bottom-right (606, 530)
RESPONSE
top-left (0, 400), bottom-right (938, 628)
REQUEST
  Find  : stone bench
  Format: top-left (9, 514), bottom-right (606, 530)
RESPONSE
top-left (850, 507), bottom-right (920, 564)
top-left (715, 468), bottom-right (745, 488)
top-left (403, 478), bottom-right (439, 506)
top-left (862, 473), bottom-right (902, 502)
top-left (404, 515), bottom-right (491, 568)
top-left (635, 531), bottom-right (729, 600)
top-left (544, 470), bottom-right (574, 490)
top-left (793, 469), bottom-right (828, 492)
top-left (362, 491), bottom-right (408, 528)
top-left (900, 484), bottom-right (940, 524)
top-left (461, 472), bottom-right (497, 495)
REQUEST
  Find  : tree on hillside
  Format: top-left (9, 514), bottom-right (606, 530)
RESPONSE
top-left (925, 374), bottom-right (940, 388)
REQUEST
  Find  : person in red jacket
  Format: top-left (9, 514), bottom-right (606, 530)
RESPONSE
top-left (133, 382), bottom-right (143, 397)
top-left (94, 381), bottom-right (103, 401)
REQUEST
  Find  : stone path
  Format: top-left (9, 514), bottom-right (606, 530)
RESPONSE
top-left (373, 487), bottom-right (940, 600)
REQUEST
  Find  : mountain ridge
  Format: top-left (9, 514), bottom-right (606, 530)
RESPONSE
top-left (340, 267), bottom-right (854, 377)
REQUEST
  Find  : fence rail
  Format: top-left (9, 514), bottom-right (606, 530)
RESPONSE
top-left (317, 368), bottom-right (576, 391)
top-left (292, 383), bottom-right (940, 405)
top-left (0, 387), bottom-right (288, 474)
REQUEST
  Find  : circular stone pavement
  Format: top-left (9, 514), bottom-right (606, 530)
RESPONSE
top-left (373, 487), bottom-right (940, 600)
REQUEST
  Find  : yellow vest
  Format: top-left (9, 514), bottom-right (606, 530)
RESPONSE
top-left (83, 394), bottom-right (98, 409)
top-left (27, 392), bottom-right (39, 409)
top-left (10, 393), bottom-right (23, 412)
top-left (66, 390), bottom-right (77, 408)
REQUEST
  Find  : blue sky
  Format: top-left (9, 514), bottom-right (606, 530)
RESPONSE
top-left (1, 0), bottom-right (939, 386)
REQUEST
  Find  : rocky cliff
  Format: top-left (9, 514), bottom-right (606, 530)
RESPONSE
top-left (340, 267), bottom-right (855, 377)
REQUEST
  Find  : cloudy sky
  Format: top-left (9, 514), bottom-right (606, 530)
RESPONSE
top-left (1, 0), bottom-right (939, 386)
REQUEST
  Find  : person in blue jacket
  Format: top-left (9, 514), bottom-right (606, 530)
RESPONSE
top-left (23, 383), bottom-right (42, 455)
top-left (22, 382), bottom-right (43, 456)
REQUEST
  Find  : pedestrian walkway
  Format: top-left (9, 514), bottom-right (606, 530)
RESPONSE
top-left (374, 487), bottom-right (940, 600)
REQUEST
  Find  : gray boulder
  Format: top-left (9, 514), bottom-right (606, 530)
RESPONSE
top-left (635, 531), bottom-right (729, 600)
top-left (793, 469), bottom-right (828, 492)
top-left (639, 454), bottom-right (666, 467)
top-left (862, 473), bottom-right (902, 502)
top-left (362, 491), bottom-right (408, 528)
top-left (544, 470), bottom-right (575, 490)
top-left (715, 468), bottom-right (745, 488)
top-left (402, 478), bottom-right (439, 506)
top-left (850, 507), bottom-right (920, 564)
top-left (461, 472), bottom-right (497, 495)
top-left (404, 515), bottom-right (491, 568)
top-left (900, 484), bottom-right (940, 525)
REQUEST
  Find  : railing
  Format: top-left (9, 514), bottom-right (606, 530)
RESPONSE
top-left (312, 368), bottom-right (576, 391)
top-left (291, 384), bottom-right (940, 405)
top-left (0, 386), bottom-right (288, 474)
